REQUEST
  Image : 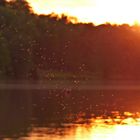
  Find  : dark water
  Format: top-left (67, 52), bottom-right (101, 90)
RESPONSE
top-left (1, 89), bottom-right (140, 140)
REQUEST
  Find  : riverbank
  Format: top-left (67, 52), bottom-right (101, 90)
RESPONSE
top-left (0, 80), bottom-right (140, 90)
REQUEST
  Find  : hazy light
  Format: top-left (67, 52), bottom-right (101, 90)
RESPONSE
top-left (22, 112), bottom-right (140, 140)
top-left (27, 0), bottom-right (140, 25)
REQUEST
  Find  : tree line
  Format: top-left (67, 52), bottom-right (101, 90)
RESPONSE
top-left (1, 0), bottom-right (140, 81)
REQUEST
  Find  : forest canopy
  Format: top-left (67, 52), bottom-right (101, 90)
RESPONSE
top-left (1, 0), bottom-right (140, 81)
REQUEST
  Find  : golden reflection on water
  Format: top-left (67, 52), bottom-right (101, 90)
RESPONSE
top-left (8, 112), bottom-right (140, 140)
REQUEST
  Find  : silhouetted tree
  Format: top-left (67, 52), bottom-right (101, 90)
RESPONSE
top-left (1, 0), bottom-right (140, 81)
top-left (8, 0), bottom-right (32, 14)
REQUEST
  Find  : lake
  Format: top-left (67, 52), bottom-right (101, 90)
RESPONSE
top-left (1, 89), bottom-right (140, 140)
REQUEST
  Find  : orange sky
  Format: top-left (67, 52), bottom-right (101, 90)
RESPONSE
top-left (27, 0), bottom-right (140, 25)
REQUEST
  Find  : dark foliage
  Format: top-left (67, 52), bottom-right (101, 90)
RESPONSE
top-left (1, 0), bottom-right (140, 81)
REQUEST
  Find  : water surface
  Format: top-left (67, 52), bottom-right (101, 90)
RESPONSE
top-left (1, 89), bottom-right (140, 140)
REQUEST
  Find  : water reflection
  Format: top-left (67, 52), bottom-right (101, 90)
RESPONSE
top-left (0, 90), bottom-right (32, 138)
top-left (1, 89), bottom-right (140, 139)
top-left (19, 115), bottom-right (140, 140)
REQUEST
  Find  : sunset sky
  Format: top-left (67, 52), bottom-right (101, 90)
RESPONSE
top-left (27, 0), bottom-right (140, 25)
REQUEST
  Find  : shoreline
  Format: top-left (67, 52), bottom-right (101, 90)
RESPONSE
top-left (0, 80), bottom-right (140, 90)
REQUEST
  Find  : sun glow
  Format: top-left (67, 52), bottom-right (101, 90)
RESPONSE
top-left (27, 114), bottom-right (140, 140)
top-left (74, 114), bottom-right (140, 140)
top-left (27, 0), bottom-right (140, 25)
top-left (21, 112), bottom-right (140, 140)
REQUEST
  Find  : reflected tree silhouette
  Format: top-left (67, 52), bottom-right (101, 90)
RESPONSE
top-left (0, 90), bottom-right (32, 138)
